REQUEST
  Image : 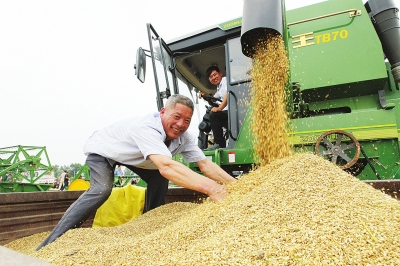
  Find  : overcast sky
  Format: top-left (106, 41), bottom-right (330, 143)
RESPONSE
top-left (1, 0), bottom-right (395, 166)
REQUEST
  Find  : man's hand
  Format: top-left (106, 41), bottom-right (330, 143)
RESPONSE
top-left (149, 154), bottom-right (232, 201)
top-left (211, 106), bottom-right (222, 112)
top-left (208, 185), bottom-right (229, 202)
top-left (198, 92), bottom-right (206, 99)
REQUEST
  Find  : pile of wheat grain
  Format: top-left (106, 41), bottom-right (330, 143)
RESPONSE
top-left (6, 153), bottom-right (400, 265)
top-left (249, 33), bottom-right (293, 166)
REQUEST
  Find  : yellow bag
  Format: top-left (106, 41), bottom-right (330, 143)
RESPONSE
top-left (92, 184), bottom-right (146, 227)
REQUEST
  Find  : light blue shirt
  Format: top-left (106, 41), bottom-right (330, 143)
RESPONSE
top-left (83, 113), bottom-right (206, 169)
top-left (114, 169), bottom-right (123, 176)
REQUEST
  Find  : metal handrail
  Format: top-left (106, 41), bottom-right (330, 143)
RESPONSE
top-left (287, 9), bottom-right (361, 27)
top-left (228, 90), bottom-right (239, 141)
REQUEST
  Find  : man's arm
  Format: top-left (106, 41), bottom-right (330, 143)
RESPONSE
top-left (149, 154), bottom-right (229, 201)
top-left (196, 158), bottom-right (236, 183)
top-left (211, 92), bottom-right (228, 112)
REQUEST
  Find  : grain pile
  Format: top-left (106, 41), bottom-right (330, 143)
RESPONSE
top-left (6, 153), bottom-right (400, 265)
top-left (249, 33), bottom-right (293, 166)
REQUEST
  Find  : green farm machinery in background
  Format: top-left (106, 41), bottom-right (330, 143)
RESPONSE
top-left (0, 145), bottom-right (147, 192)
top-left (134, 0), bottom-right (400, 182)
top-left (0, 145), bottom-right (54, 192)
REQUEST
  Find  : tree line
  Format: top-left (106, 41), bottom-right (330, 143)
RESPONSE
top-left (52, 163), bottom-right (83, 179)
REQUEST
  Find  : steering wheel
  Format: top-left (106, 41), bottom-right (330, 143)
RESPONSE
top-left (202, 94), bottom-right (221, 108)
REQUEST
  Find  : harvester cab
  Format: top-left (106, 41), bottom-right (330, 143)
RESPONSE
top-left (135, 21), bottom-right (254, 176)
top-left (135, 0), bottom-right (400, 181)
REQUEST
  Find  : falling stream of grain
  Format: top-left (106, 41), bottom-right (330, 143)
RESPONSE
top-left (249, 33), bottom-right (293, 166)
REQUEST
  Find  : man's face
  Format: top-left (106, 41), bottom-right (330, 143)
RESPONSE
top-left (209, 70), bottom-right (222, 86)
top-left (160, 103), bottom-right (193, 141)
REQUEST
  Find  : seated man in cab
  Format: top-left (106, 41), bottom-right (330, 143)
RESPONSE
top-left (199, 66), bottom-right (228, 150)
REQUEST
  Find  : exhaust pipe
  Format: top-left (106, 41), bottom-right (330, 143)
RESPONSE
top-left (240, 0), bottom-right (285, 58)
top-left (365, 0), bottom-right (400, 83)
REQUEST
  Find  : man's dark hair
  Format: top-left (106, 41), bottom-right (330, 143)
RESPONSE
top-left (165, 94), bottom-right (194, 112)
top-left (206, 65), bottom-right (220, 78)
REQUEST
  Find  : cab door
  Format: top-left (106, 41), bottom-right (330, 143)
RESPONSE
top-left (226, 36), bottom-right (252, 149)
top-left (146, 23), bottom-right (179, 111)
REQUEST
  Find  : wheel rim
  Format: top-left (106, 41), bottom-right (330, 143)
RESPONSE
top-left (314, 130), bottom-right (360, 169)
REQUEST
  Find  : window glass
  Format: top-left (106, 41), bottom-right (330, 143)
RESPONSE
top-left (152, 41), bottom-right (174, 107)
top-left (227, 37), bottom-right (252, 84)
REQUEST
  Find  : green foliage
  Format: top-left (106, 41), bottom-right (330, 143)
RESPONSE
top-left (69, 163), bottom-right (83, 177)
top-left (52, 163), bottom-right (83, 178)
top-left (124, 168), bottom-right (135, 176)
top-left (53, 165), bottom-right (62, 178)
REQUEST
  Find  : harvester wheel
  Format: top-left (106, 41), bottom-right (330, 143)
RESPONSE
top-left (314, 130), bottom-right (360, 169)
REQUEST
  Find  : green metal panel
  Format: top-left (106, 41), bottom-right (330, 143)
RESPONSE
top-left (233, 106), bottom-right (254, 149)
top-left (353, 140), bottom-right (400, 180)
top-left (286, 0), bottom-right (387, 100)
top-left (291, 109), bottom-right (398, 145)
top-left (219, 149), bottom-right (255, 165)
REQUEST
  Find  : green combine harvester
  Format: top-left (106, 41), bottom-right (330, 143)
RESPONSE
top-left (0, 145), bottom-right (54, 192)
top-left (134, 0), bottom-right (400, 183)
